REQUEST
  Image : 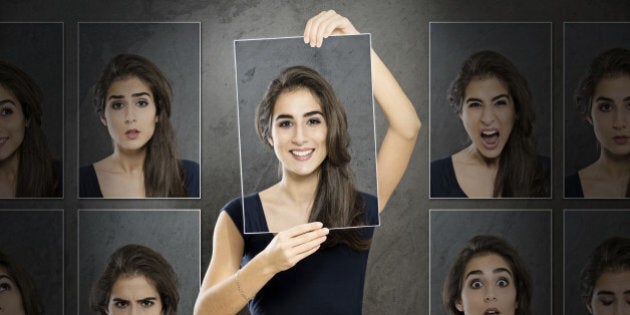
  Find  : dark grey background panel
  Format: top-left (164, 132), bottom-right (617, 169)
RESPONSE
top-left (564, 23), bottom-right (630, 178)
top-left (0, 210), bottom-right (63, 315)
top-left (78, 210), bottom-right (200, 315)
top-left (0, 23), bottom-right (63, 159)
top-left (430, 23), bottom-right (552, 161)
top-left (78, 22), bottom-right (200, 166)
top-left (235, 35), bottom-right (377, 232)
top-left (564, 210), bottom-right (630, 315)
top-left (430, 210), bottom-right (551, 315)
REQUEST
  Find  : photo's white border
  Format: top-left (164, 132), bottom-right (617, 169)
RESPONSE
top-left (76, 22), bottom-right (202, 200)
top-left (428, 208), bottom-right (553, 315)
top-left (77, 209), bottom-right (202, 315)
top-left (428, 22), bottom-right (553, 200)
top-left (0, 22), bottom-right (65, 200)
top-left (233, 34), bottom-right (380, 234)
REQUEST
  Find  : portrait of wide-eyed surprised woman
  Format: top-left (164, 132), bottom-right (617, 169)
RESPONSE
top-left (443, 235), bottom-right (532, 315)
top-left (566, 48), bottom-right (630, 198)
top-left (79, 54), bottom-right (199, 198)
top-left (431, 50), bottom-right (549, 198)
top-left (194, 10), bottom-right (420, 315)
top-left (0, 61), bottom-right (61, 198)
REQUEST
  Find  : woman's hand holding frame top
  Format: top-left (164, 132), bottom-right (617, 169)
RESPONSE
top-left (305, 10), bottom-right (421, 212)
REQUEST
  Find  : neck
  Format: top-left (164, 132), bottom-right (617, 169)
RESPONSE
top-left (466, 144), bottom-right (500, 168)
top-left (278, 169), bottom-right (320, 206)
top-left (112, 146), bottom-right (147, 173)
top-left (597, 149), bottom-right (630, 178)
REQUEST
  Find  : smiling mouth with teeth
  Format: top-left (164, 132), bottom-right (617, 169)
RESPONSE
top-left (484, 309), bottom-right (500, 315)
top-left (291, 149), bottom-right (313, 157)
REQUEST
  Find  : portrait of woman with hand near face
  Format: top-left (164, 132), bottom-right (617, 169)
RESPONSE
top-left (431, 50), bottom-right (549, 198)
top-left (566, 48), bottom-right (630, 198)
top-left (580, 237), bottom-right (630, 315)
top-left (79, 54), bottom-right (199, 198)
top-left (194, 10), bottom-right (420, 315)
top-left (443, 235), bottom-right (532, 315)
top-left (0, 61), bottom-right (60, 198)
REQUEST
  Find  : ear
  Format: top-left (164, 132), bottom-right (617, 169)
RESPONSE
top-left (586, 302), bottom-right (593, 314)
top-left (455, 299), bottom-right (464, 312)
top-left (586, 115), bottom-right (593, 126)
top-left (99, 113), bottom-right (107, 126)
top-left (267, 136), bottom-right (274, 147)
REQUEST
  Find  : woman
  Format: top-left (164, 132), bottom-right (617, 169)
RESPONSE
top-left (580, 237), bottom-right (630, 315)
top-left (566, 48), bottom-right (630, 198)
top-left (0, 61), bottom-right (60, 198)
top-left (431, 50), bottom-right (549, 198)
top-left (79, 53), bottom-right (199, 198)
top-left (0, 250), bottom-right (43, 315)
top-left (443, 235), bottom-right (532, 315)
top-left (90, 244), bottom-right (179, 315)
top-left (194, 10), bottom-right (420, 315)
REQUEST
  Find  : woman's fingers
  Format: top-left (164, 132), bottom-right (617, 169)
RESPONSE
top-left (264, 222), bottom-right (329, 272)
top-left (304, 10), bottom-right (358, 48)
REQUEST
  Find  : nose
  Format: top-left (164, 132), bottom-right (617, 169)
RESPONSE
top-left (484, 287), bottom-right (497, 303)
top-left (480, 106), bottom-right (495, 125)
top-left (124, 106), bottom-right (137, 124)
top-left (291, 123), bottom-right (306, 145)
top-left (613, 107), bottom-right (629, 130)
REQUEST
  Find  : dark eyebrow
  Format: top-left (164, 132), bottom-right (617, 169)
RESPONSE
top-left (112, 297), bottom-right (130, 303)
top-left (274, 111), bottom-right (324, 121)
top-left (464, 267), bottom-right (513, 280)
top-left (595, 96), bottom-right (614, 103)
top-left (0, 99), bottom-right (17, 106)
top-left (137, 297), bottom-right (158, 302)
top-left (464, 270), bottom-right (482, 280)
top-left (596, 291), bottom-right (614, 296)
top-left (0, 275), bottom-right (14, 281)
top-left (464, 94), bottom-right (510, 103)
top-left (107, 92), bottom-right (151, 101)
top-left (624, 96), bottom-right (630, 102)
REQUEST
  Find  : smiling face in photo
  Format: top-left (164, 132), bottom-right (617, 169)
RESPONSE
top-left (457, 253), bottom-right (518, 315)
top-left (460, 77), bottom-right (516, 161)
top-left (269, 88), bottom-right (328, 178)
top-left (101, 76), bottom-right (158, 154)
top-left (0, 84), bottom-right (27, 164)
top-left (589, 75), bottom-right (630, 157)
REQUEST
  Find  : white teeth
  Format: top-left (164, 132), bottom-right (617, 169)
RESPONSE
top-left (482, 130), bottom-right (498, 136)
top-left (291, 150), bottom-right (313, 157)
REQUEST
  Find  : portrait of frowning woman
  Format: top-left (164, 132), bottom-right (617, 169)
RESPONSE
top-left (566, 48), bottom-right (630, 198)
top-left (90, 244), bottom-right (179, 315)
top-left (431, 50), bottom-right (550, 198)
top-left (443, 235), bottom-right (532, 315)
top-left (0, 61), bottom-right (61, 198)
top-left (79, 54), bottom-right (199, 198)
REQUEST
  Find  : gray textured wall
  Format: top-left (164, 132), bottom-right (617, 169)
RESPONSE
top-left (0, 23), bottom-right (63, 159)
top-left (430, 210), bottom-right (552, 315)
top-left (0, 210), bottom-right (63, 315)
top-left (235, 35), bottom-right (378, 232)
top-left (78, 210), bottom-right (200, 315)
top-left (564, 210), bottom-right (630, 315)
top-left (564, 23), bottom-right (630, 180)
top-left (78, 22), bottom-right (200, 166)
top-left (430, 23), bottom-right (552, 161)
top-left (0, 1), bottom-right (629, 314)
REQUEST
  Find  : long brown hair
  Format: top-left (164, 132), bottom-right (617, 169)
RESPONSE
top-left (0, 61), bottom-right (59, 197)
top-left (94, 54), bottom-right (187, 197)
top-left (90, 244), bottom-right (179, 315)
top-left (574, 48), bottom-right (630, 197)
top-left (580, 237), bottom-right (630, 308)
top-left (256, 65), bottom-right (369, 251)
top-left (0, 250), bottom-right (44, 315)
top-left (447, 50), bottom-right (548, 197)
top-left (443, 235), bottom-right (532, 315)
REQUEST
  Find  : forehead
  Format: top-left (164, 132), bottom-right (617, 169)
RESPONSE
top-left (111, 274), bottom-right (159, 297)
top-left (464, 76), bottom-right (509, 98)
top-left (594, 75), bottom-right (630, 95)
top-left (594, 270), bottom-right (630, 291)
top-left (273, 88), bottom-right (322, 116)
top-left (0, 84), bottom-right (19, 101)
top-left (464, 253), bottom-right (513, 275)
top-left (107, 76), bottom-right (153, 97)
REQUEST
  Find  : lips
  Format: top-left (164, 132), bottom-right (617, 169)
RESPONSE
top-left (0, 137), bottom-right (7, 146)
top-left (480, 129), bottom-right (499, 150)
top-left (290, 149), bottom-right (314, 161)
top-left (613, 135), bottom-right (629, 145)
top-left (125, 129), bottom-right (140, 140)
top-left (484, 308), bottom-right (500, 315)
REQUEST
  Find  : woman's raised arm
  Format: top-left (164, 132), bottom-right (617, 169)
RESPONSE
top-left (304, 10), bottom-right (421, 212)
